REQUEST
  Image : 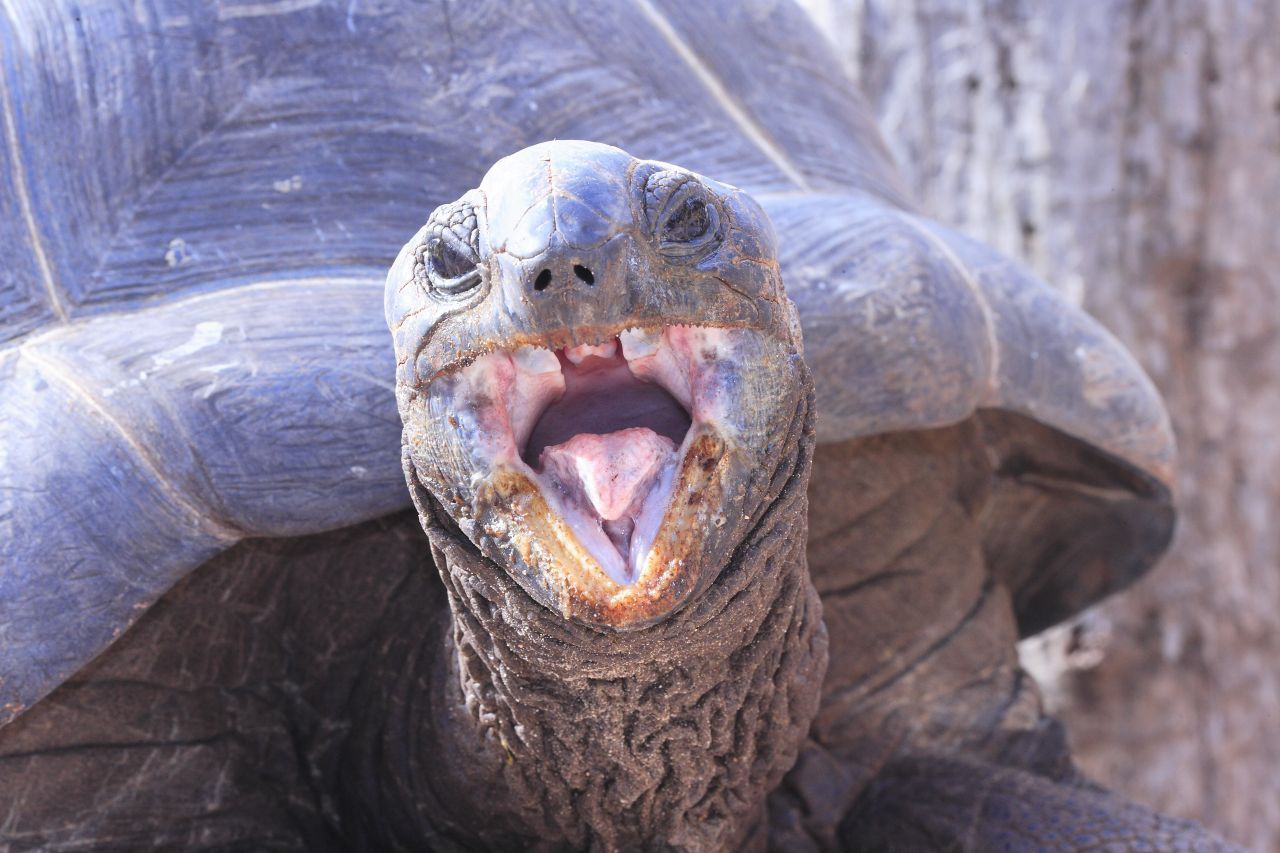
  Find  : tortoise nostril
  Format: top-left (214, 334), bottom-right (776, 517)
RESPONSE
top-left (534, 269), bottom-right (553, 291)
top-left (573, 264), bottom-right (595, 285)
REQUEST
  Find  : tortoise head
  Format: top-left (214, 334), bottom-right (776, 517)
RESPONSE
top-left (386, 140), bottom-right (808, 629)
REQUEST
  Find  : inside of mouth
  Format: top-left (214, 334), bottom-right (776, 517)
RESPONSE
top-left (522, 339), bottom-right (692, 582)
top-left (446, 325), bottom-right (733, 587)
top-left (523, 347), bottom-right (691, 465)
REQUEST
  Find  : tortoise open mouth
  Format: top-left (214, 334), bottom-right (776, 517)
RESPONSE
top-left (436, 325), bottom-right (740, 587)
top-left (390, 142), bottom-right (808, 629)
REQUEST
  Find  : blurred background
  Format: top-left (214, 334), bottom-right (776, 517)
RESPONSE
top-left (799, 1), bottom-right (1279, 849)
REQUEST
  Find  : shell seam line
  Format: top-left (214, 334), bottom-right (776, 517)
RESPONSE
top-left (217, 0), bottom-right (324, 20)
top-left (0, 20), bottom-right (68, 322)
top-left (630, 0), bottom-right (813, 192)
top-left (0, 273), bottom-right (381, 357)
top-left (18, 347), bottom-right (243, 543)
top-left (895, 211), bottom-right (1002, 402)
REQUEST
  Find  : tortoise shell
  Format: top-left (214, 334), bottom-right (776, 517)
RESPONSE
top-left (0, 0), bottom-right (1172, 725)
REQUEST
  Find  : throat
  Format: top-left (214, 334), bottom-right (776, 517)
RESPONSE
top-left (416, 391), bottom-right (826, 850)
top-left (431, 515), bottom-right (825, 851)
top-left (523, 347), bottom-right (690, 463)
top-left (523, 345), bottom-right (692, 583)
top-left (538, 427), bottom-right (674, 571)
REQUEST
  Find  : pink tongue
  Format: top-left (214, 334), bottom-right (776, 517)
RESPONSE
top-left (539, 428), bottom-right (676, 521)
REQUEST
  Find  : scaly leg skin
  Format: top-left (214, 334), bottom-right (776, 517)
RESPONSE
top-left (838, 755), bottom-right (1240, 852)
top-left (774, 422), bottom-right (1239, 852)
top-left (0, 425), bottom-right (1230, 850)
top-left (0, 515), bottom-right (436, 851)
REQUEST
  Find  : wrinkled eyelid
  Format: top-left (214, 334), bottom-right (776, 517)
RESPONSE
top-left (642, 170), bottom-right (724, 258)
top-left (428, 200), bottom-right (481, 246)
top-left (430, 239), bottom-right (477, 280)
top-left (666, 195), bottom-right (714, 238)
top-left (645, 171), bottom-right (718, 215)
top-left (417, 199), bottom-right (485, 297)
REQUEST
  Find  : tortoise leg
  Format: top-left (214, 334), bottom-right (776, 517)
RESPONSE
top-left (0, 514), bottom-right (435, 850)
top-left (0, 664), bottom-right (332, 850)
top-left (773, 421), bottom-right (1234, 851)
top-left (837, 754), bottom-right (1239, 852)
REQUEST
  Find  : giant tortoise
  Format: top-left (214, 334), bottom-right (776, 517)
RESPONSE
top-left (0, 1), bottom-right (1232, 850)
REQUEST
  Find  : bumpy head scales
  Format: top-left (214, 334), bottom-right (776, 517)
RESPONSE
top-left (387, 140), bottom-right (808, 629)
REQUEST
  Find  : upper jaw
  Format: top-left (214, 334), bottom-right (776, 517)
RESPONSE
top-left (416, 322), bottom-right (768, 629)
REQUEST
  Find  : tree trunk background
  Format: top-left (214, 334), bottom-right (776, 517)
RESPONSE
top-left (799, 1), bottom-right (1280, 848)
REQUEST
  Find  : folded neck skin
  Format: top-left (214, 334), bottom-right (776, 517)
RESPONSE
top-left (394, 376), bottom-right (826, 852)
top-left (385, 140), bottom-right (826, 849)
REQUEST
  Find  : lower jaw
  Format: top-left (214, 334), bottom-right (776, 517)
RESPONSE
top-left (473, 424), bottom-right (732, 630)
top-left (414, 325), bottom-right (810, 629)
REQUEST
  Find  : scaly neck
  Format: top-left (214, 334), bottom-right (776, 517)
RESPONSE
top-left (423, 393), bottom-right (826, 851)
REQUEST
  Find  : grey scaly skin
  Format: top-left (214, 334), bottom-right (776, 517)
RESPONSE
top-left (0, 0), bottom-right (1172, 727)
top-left (0, 143), bottom-right (1233, 851)
top-left (0, 1), bottom-right (1238, 850)
top-left (374, 140), bottom-right (1231, 851)
top-left (380, 141), bottom-right (826, 849)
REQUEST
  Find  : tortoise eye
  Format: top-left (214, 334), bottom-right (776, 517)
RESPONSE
top-left (643, 170), bottom-right (723, 259)
top-left (418, 201), bottom-right (482, 297)
top-left (665, 197), bottom-right (711, 243)
top-left (428, 238), bottom-right (476, 282)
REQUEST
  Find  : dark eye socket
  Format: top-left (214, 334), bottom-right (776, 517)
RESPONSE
top-left (418, 201), bottom-right (483, 297)
top-left (643, 169), bottom-right (723, 258)
top-left (664, 197), bottom-right (711, 242)
top-left (429, 239), bottom-right (476, 281)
